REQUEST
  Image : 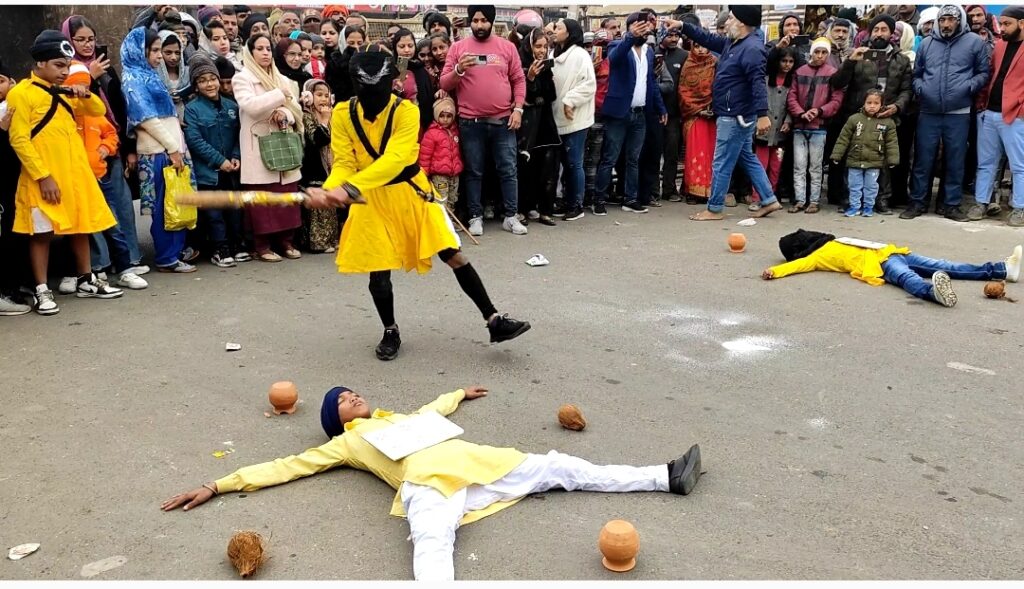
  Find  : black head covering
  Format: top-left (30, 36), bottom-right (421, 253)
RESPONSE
top-left (467, 5), bottom-right (496, 24)
top-left (424, 12), bottom-right (453, 37)
top-left (320, 386), bottom-right (352, 438)
top-left (31, 30), bottom-right (75, 62)
top-left (350, 50), bottom-right (396, 120)
top-left (519, 26), bottom-right (544, 67)
top-left (1003, 6), bottom-right (1024, 19)
top-left (836, 7), bottom-right (859, 22)
top-left (0, 57), bottom-right (11, 78)
top-left (730, 5), bottom-right (762, 28)
top-left (240, 12), bottom-right (269, 42)
top-left (777, 13), bottom-right (802, 37)
top-left (275, 37), bottom-right (311, 86)
top-left (869, 14), bottom-right (896, 34)
top-left (214, 55), bottom-right (236, 80)
top-left (779, 229), bottom-right (835, 261)
top-left (555, 19), bottom-right (585, 57)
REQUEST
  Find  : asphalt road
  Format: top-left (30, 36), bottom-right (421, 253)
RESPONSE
top-left (2, 202), bottom-right (1022, 580)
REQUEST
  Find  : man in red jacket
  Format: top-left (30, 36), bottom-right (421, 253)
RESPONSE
top-left (968, 6), bottom-right (1024, 227)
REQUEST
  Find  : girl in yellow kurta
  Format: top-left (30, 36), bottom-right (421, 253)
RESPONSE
top-left (7, 31), bottom-right (122, 315)
top-left (762, 229), bottom-right (1022, 307)
top-left (303, 50), bottom-right (529, 361)
top-left (162, 385), bottom-right (703, 580)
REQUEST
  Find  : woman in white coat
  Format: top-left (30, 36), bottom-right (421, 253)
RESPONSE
top-left (233, 33), bottom-right (305, 262)
top-left (551, 19), bottom-right (597, 221)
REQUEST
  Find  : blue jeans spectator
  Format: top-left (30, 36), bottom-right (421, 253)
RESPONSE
top-left (595, 110), bottom-right (645, 206)
top-left (882, 253), bottom-right (1007, 301)
top-left (458, 118), bottom-right (519, 219)
top-left (559, 129), bottom-right (588, 210)
top-left (90, 157), bottom-right (143, 273)
top-left (973, 111), bottom-right (1024, 211)
top-left (909, 113), bottom-right (970, 209)
top-left (847, 168), bottom-right (881, 213)
top-left (707, 117), bottom-right (778, 213)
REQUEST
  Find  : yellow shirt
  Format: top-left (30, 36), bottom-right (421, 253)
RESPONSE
top-left (215, 390), bottom-right (527, 525)
top-left (769, 241), bottom-right (911, 286)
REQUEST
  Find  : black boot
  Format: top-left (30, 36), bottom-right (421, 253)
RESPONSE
top-left (487, 314), bottom-right (531, 343)
top-left (668, 444), bottom-right (702, 495)
top-left (875, 198), bottom-right (892, 215)
top-left (375, 327), bottom-right (401, 361)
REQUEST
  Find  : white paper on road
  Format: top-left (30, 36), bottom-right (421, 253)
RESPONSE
top-left (362, 411), bottom-right (464, 461)
top-left (836, 237), bottom-right (889, 250)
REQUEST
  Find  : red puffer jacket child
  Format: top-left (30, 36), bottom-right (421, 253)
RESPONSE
top-left (418, 120), bottom-right (463, 177)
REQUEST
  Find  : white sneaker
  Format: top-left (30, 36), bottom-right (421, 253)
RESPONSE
top-left (76, 274), bottom-right (124, 299)
top-left (502, 215), bottom-right (528, 235)
top-left (123, 264), bottom-right (151, 276)
top-left (1006, 244), bottom-right (1021, 283)
top-left (117, 271), bottom-right (149, 290)
top-left (58, 276), bottom-right (77, 295)
top-left (0, 294), bottom-right (31, 316)
top-left (527, 209), bottom-right (540, 220)
top-left (35, 285), bottom-right (59, 315)
top-left (469, 216), bottom-right (484, 236)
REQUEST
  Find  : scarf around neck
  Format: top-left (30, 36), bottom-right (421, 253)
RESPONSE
top-left (240, 42), bottom-right (304, 134)
top-left (120, 27), bottom-right (177, 136)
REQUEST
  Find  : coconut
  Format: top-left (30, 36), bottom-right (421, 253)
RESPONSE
top-left (227, 531), bottom-right (265, 578)
top-left (558, 404), bottom-right (587, 431)
top-left (984, 281), bottom-right (1005, 299)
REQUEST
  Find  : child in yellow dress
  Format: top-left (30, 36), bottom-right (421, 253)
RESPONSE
top-left (304, 51), bottom-right (530, 361)
top-left (7, 31), bottom-right (123, 315)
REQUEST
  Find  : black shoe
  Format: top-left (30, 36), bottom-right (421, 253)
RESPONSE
top-left (935, 205), bottom-right (947, 216)
top-left (900, 205), bottom-right (926, 220)
top-left (945, 207), bottom-right (969, 222)
top-left (685, 195), bottom-right (699, 205)
top-left (607, 194), bottom-right (624, 205)
top-left (668, 444), bottom-right (702, 495)
top-left (488, 314), bottom-right (531, 343)
top-left (875, 200), bottom-right (892, 215)
top-left (621, 201), bottom-right (649, 214)
top-left (375, 327), bottom-right (401, 361)
top-left (592, 203), bottom-right (608, 216)
top-left (564, 207), bottom-right (585, 221)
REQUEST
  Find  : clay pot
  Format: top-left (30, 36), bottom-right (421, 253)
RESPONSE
top-left (598, 519), bottom-right (639, 572)
top-left (269, 381), bottom-right (298, 415)
top-left (727, 233), bottom-right (747, 253)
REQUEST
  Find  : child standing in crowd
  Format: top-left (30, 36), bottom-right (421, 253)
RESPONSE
top-left (8, 31), bottom-right (124, 315)
top-left (64, 62), bottom-right (148, 290)
top-left (428, 33), bottom-right (451, 91)
top-left (300, 78), bottom-right (340, 253)
top-left (752, 46), bottom-right (795, 211)
top-left (123, 26), bottom-right (198, 273)
top-left (787, 38), bottom-right (844, 214)
top-left (183, 53), bottom-right (247, 267)
top-left (157, 31), bottom-right (190, 120)
top-left (419, 97), bottom-right (464, 215)
top-left (305, 34), bottom-right (327, 80)
top-left (215, 56), bottom-right (236, 96)
top-left (0, 58), bottom-right (33, 316)
top-left (831, 89), bottom-right (899, 218)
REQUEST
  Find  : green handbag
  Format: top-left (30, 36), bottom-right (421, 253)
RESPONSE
top-left (254, 123), bottom-right (303, 172)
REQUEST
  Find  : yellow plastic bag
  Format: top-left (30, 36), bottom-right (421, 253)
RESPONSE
top-left (163, 166), bottom-right (198, 231)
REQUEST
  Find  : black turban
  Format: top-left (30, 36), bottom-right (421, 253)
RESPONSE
top-left (467, 5), bottom-right (496, 24)
top-left (31, 30), bottom-right (74, 62)
top-left (779, 229), bottom-right (835, 262)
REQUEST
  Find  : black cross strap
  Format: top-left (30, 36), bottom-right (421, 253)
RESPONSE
top-left (348, 97), bottom-right (428, 194)
top-left (30, 82), bottom-right (74, 140)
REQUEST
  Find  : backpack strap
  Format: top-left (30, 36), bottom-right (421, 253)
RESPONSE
top-left (30, 82), bottom-right (74, 140)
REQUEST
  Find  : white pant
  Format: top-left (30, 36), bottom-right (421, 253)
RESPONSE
top-left (399, 450), bottom-right (669, 581)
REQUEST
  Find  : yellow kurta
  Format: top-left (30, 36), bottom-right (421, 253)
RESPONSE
top-left (214, 390), bottom-right (528, 525)
top-left (7, 74), bottom-right (115, 235)
top-left (769, 241), bottom-right (911, 285)
top-left (323, 95), bottom-right (459, 274)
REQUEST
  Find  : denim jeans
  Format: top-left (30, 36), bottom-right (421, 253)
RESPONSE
top-left (792, 130), bottom-right (827, 205)
top-left (147, 153), bottom-right (187, 267)
top-left (197, 183), bottom-right (244, 251)
top-left (708, 116), bottom-right (778, 213)
top-left (559, 129), bottom-right (588, 210)
top-left (847, 168), bottom-right (881, 211)
top-left (910, 113), bottom-right (970, 208)
top-left (882, 253), bottom-right (1007, 302)
top-left (583, 119), bottom-right (605, 202)
top-left (595, 110), bottom-right (645, 205)
top-left (458, 118), bottom-right (519, 219)
top-left (638, 114), bottom-right (664, 204)
top-left (90, 157), bottom-right (143, 272)
top-left (974, 111), bottom-right (1024, 210)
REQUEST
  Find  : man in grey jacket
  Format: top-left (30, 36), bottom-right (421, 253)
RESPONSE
top-left (902, 5), bottom-right (991, 221)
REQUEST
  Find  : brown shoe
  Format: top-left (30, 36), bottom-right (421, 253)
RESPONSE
top-left (804, 203), bottom-right (820, 214)
top-left (788, 203), bottom-right (806, 213)
top-left (258, 251), bottom-right (283, 262)
top-left (283, 248), bottom-right (302, 260)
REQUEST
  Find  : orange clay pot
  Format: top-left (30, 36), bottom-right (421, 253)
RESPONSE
top-left (599, 519), bottom-right (639, 572)
top-left (727, 232), bottom-right (747, 253)
top-left (269, 381), bottom-right (299, 415)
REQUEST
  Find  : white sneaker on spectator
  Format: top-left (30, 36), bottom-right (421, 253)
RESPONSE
top-left (35, 285), bottom-right (59, 315)
top-left (117, 272), bottom-right (149, 290)
top-left (0, 294), bottom-right (31, 316)
top-left (124, 265), bottom-right (151, 276)
top-left (76, 274), bottom-right (123, 299)
top-left (502, 215), bottom-right (528, 235)
top-left (58, 276), bottom-right (77, 295)
top-left (469, 217), bottom-right (484, 236)
top-left (234, 252), bottom-right (253, 263)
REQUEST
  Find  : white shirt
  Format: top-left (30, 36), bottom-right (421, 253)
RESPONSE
top-left (630, 45), bottom-right (648, 108)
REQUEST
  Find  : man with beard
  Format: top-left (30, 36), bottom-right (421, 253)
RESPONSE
top-left (440, 5), bottom-right (528, 237)
top-left (918, 7), bottom-right (939, 38)
top-left (673, 7), bottom-right (784, 221)
top-left (902, 5), bottom-right (989, 222)
top-left (896, 5), bottom-right (921, 28)
top-left (829, 14), bottom-right (912, 214)
top-left (966, 5), bottom-right (997, 48)
top-left (969, 7), bottom-right (1024, 227)
top-left (601, 17), bottom-right (622, 41)
top-left (303, 51), bottom-right (531, 359)
top-left (824, 17), bottom-right (854, 69)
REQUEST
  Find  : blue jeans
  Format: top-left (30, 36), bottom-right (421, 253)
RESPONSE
top-left (147, 153), bottom-right (187, 267)
top-left (910, 113), bottom-right (969, 208)
top-left (90, 157), bottom-right (143, 272)
top-left (792, 130), bottom-right (827, 204)
top-left (882, 253), bottom-right (1007, 302)
top-left (638, 113), bottom-right (665, 204)
top-left (974, 111), bottom-right (1024, 209)
top-left (559, 129), bottom-right (588, 210)
top-left (198, 184), bottom-right (244, 251)
top-left (847, 168), bottom-right (881, 211)
top-left (595, 110), bottom-right (645, 205)
top-left (708, 116), bottom-right (778, 213)
top-left (458, 118), bottom-right (519, 219)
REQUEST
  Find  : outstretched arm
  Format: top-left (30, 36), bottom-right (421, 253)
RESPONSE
top-left (413, 386), bottom-right (488, 416)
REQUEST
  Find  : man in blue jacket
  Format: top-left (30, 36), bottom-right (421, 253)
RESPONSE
top-left (902, 5), bottom-right (991, 222)
top-left (592, 10), bottom-right (667, 216)
top-left (671, 7), bottom-right (784, 221)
